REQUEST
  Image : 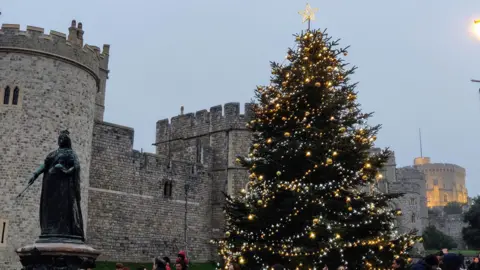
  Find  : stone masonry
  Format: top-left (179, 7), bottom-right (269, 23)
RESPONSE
top-left (391, 167), bottom-right (428, 236)
top-left (370, 149), bottom-right (428, 239)
top-left (428, 210), bottom-right (468, 249)
top-left (88, 121), bottom-right (214, 262)
top-left (88, 102), bottom-right (254, 262)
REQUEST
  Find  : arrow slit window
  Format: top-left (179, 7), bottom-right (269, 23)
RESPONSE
top-left (3, 86), bottom-right (10, 105)
top-left (0, 219), bottom-right (7, 246)
top-left (164, 180), bottom-right (173, 198)
top-left (12, 87), bottom-right (20, 105)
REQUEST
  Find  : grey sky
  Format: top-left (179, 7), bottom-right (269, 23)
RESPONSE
top-left (3, 1), bottom-right (480, 196)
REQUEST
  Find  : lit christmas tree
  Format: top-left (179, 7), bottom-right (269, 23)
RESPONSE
top-left (215, 4), bottom-right (420, 270)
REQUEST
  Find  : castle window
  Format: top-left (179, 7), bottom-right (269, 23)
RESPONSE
top-left (444, 194), bottom-right (448, 203)
top-left (196, 139), bottom-right (204, 164)
top-left (433, 179), bottom-right (438, 186)
top-left (164, 181), bottom-right (173, 198)
top-left (12, 87), bottom-right (19, 105)
top-left (410, 198), bottom-right (415, 205)
top-left (0, 219), bottom-right (7, 246)
top-left (411, 213), bottom-right (416, 223)
top-left (3, 86), bottom-right (10, 105)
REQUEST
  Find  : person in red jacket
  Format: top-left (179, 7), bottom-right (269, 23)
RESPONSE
top-left (176, 251), bottom-right (189, 269)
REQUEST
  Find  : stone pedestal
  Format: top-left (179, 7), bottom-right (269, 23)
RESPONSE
top-left (16, 242), bottom-right (100, 270)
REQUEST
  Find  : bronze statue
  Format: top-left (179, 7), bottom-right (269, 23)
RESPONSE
top-left (26, 130), bottom-right (85, 243)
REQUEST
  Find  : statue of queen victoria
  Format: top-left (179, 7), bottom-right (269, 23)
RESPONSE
top-left (27, 130), bottom-right (84, 243)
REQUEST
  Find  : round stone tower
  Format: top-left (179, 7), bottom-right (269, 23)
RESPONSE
top-left (413, 157), bottom-right (468, 208)
top-left (0, 21), bottom-right (109, 268)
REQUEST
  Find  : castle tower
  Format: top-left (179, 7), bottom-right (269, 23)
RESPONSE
top-left (0, 21), bottom-right (109, 269)
top-left (413, 157), bottom-right (468, 208)
top-left (155, 103), bottom-right (254, 257)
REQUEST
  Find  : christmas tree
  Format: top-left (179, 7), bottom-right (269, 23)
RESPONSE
top-left (216, 5), bottom-right (420, 270)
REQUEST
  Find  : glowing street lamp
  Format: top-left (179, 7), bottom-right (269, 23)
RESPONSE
top-left (473, 20), bottom-right (480, 37)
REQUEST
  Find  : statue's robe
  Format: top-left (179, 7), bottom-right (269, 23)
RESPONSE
top-left (39, 147), bottom-right (84, 240)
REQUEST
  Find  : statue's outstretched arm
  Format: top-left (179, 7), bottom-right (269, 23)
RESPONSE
top-left (28, 164), bottom-right (45, 185)
top-left (34, 164), bottom-right (45, 176)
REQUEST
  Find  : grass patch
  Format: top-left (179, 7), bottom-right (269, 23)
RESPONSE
top-left (425, 250), bottom-right (479, 256)
top-left (95, 261), bottom-right (216, 270)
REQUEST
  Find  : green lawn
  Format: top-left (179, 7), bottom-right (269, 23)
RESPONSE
top-left (425, 250), bottom-right (479, 256)
top-left (95, 261), bottom-right (216, 270)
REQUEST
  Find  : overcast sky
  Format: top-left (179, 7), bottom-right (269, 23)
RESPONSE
top-left (3, 0), bottom-right (480, 196)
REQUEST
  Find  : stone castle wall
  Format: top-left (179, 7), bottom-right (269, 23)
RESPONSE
top-left (88, 103), bottom-right (254, 262)
top-left (391, 168), bottom-right (427, 235)
top-left (428, 212), bottom-right (467, 249)
top-left (88, 121), bottom-right (213, 262)
top-left (0, 22), bottom-right (110, 122)
top-left (402, 161), bottom-right (469, 249)
top-left (155, 103), bottom-right (253, 240)
top-left (0, 22), bottom-right (108, 269)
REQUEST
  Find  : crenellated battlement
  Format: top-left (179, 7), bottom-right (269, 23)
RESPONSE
top-left (0, 20), bottom-right (109, 86)
top-left (389, 181), bottom-right (422, 195)
top-left (410, 163), bottom-right (466, 174)
top-left (156, 102), bottom-right (255, 144)
top-left (390, 167), bottom-right (425, 195)
top-left (396, 167), bottom-right (424, 181)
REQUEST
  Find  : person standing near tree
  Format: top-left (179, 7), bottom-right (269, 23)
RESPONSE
top-left (163, 257), bottom-right (171, 270)
top-left (411, 255), bottom-right (439, 270)
top-left (443, 253), bottom-right (463, 270)
top-left (468, 257), bottom-right (480, 270)
top-left (392, 258), bottom-right (406, 269)
top-left (174, 263), bottom-right (185, 270)
top-left (175, 251), bottom-right (188, 270)
top-left (153, 257), bottom-right (166, 270)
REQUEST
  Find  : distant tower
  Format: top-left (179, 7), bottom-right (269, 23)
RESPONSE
top-left (0, 21), bottom-right (109, 269)
top-left (414, 159), bottom-right (467, 208)
top-left (411, 129), bottom-right (468, 207)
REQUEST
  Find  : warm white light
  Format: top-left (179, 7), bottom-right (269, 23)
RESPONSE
top-left (472, 20), bottom-right (480, 39)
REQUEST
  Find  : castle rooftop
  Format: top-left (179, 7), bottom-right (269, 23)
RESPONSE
top-left (411, 157), bottom-right (466, 173)
top-left (0, 20), bottom-right (109, 89)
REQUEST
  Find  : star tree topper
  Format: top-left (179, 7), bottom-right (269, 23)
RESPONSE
top-left (298, 3), bottom-right (319, 30)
